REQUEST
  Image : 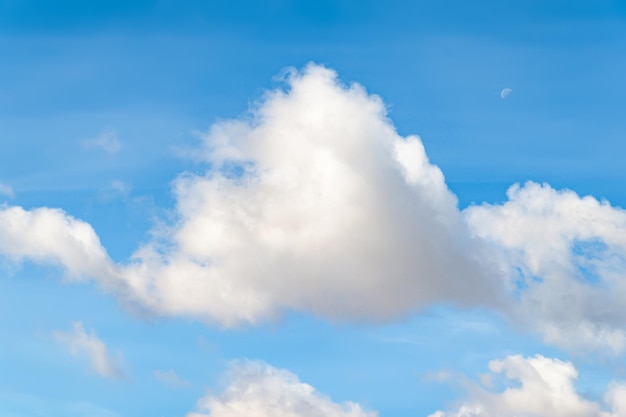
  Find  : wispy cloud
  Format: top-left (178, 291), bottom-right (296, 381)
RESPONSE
top-left (153, 369), bottom-right (191, 388)
top-left (97, 180), bottom-right (132, 203)
top-left (82, 130), bottom-right (122, 154)
top-left (0, 183), bottom-right (14, 199)
top-left (109, 180), bottom-right (130, 195)
top-left (54, 322), bottom-right (124, 379)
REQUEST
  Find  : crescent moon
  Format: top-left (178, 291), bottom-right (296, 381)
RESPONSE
top-left (500, 88), bottom-right (512, 99)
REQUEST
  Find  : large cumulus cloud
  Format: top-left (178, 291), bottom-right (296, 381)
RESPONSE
top-left (118, 64), bottom-right (501, 325)
top-left (3, 64), bottom-right (626, 353)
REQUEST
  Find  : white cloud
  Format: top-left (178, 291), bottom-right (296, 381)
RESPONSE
top-left (113, 65), bottom-right (626, 342)
top-left (465, 182), bottom-right (626, 353)
top-left (117, 63), bottom-right (501, 326)
top-left (54, 322), bottom-right (124, 379)
top-left (3, 64), bottom-right (626, 354)
top-left (0, 183), bottom-right (14, 199)
top-left (83, 130), bottom-right (122, 154)
top-left (108, 180), bottom-right (130, 195)
top-left (187, 361), bottom-right (376, 417)
top-left (0, 206), bottom-right (117, 283)
top-left (429, 354), bottom-right (626, 417)
top-left (153, 369), bottom-right (191, 388)
top-left (4, 63), bottom-right (498, 328)
top-left (0, 205), bottom-right (129, 304)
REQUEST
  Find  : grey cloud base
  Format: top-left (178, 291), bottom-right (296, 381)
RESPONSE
top-left (2, 64), bottom-right (626, 352)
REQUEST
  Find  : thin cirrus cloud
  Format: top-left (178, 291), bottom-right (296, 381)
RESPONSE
top-left (1, 64), bottom-right (626, 353)
top-left (153, 369), bottom-right (191, 388)
top-left (0, 183), bottom-right (14, 199)
top-left (186, 360), bottom-right (377, 417)
top-left (82, 129), bottom-right (123, 154)
top-left (53, 322), bottom-right (124, 379)
top-left (429, 354), bottom-right (626, 417)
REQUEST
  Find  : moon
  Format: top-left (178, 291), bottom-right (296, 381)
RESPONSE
top-left (500, 88), bottom-right (512, 99)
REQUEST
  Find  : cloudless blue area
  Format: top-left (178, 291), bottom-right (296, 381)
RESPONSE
top-left (1, 1), bottom-right (626, 415)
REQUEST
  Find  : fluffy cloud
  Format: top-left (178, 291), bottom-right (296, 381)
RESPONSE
top-left (465, 182), bottom-right (626, 353)
top-left (3, 64), bottom-right (626, 353)
top-left (0, 206), bottom-right (117, 284)
top-left (1, 64), bottom-right (500, 327)
top-left (429, 354), bottom-right (626, 417)
top-left (187, 361), bottom-right (376, 417)
top-left (54, 322), bottom-right (124, 379)
top-left (117, 64), bottom-right (501, 326)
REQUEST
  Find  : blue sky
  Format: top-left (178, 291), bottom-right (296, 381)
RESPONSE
top-left (2, 1), bottom-right (626, 416)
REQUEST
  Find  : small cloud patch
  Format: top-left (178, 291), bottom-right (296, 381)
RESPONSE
top-left (0, 183), bottom-right (14, 199)
top-left (153, 369), bottom-right (191, 388)
top-left (83, 130), bottom-right (122, 154)
top-left (54, 322), bottom-right (125, 379)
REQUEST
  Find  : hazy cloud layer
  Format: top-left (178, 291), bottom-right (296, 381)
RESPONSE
top-left (187, 361), bottom-right (376, 417)
top-left (54, 322), bottom-right (124, 379)
top-left (429, 354), bottom-right (626, 417)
